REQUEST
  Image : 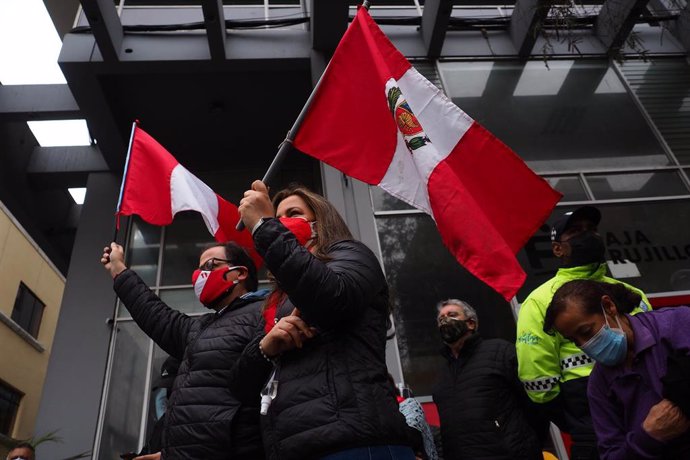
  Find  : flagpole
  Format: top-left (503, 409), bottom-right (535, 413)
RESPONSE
top-left (113, 120), bottom-right (138, 242)
top-left (236, 1), bottom-right (371, 231)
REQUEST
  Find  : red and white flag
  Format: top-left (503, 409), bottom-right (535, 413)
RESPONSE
top-left (116, 125), bottom-right (258, 264)
top-left (293, 8), bottom-right (561, 300)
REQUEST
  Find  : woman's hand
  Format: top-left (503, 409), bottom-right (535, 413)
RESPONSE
top-left (133, 452), bottom-right (160, 460)
top-left (239, 180), bottom-right (275, 232)
top-left (642, 399), bottom-right (690, 442)
top-left (101, 242), bottom-right (127, 279)
top-left (259, 308), bottom-right (316, 358)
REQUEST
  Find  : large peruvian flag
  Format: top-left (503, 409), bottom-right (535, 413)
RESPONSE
top-left (293, 7), bottom-right (561, 300)
top-left (116, 125), bottom-right (258, 265)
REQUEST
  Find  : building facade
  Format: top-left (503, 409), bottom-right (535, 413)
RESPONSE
top-left (0, 202), bottom-right (65, 456)
top-left (0, 0), bottom-right (688, 458)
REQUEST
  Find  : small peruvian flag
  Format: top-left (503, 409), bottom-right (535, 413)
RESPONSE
top-left (116, 125), bottom-right (259, 266)
top-left (293, 7), bottom-right (562, 300)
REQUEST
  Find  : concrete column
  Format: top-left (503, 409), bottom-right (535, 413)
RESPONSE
top-left (35, 172), bottom-right (121, 458)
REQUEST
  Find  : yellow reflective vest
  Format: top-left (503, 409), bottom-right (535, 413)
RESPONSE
top-left (516, 263), bottom-right (651, 404)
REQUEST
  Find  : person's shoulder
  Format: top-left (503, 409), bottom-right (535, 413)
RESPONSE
top-left (481, 338), bottom-right (515, 358)
top-left (327, 239), bottom-right (381, 264)
top-left (636, 306), bottom-right (690, 328)
top-left (522, 275), bottom-right (560, 306)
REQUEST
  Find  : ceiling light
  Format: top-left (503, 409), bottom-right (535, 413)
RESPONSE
top-left (27, 120), bottom-right (91, 147)
top-left (68, 187), bottom-right (87, 205)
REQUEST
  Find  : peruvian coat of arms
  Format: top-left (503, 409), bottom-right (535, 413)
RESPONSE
top-left (387, 85), bottom-right (431, 153)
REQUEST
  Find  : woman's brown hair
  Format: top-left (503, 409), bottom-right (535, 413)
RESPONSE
top-left (543, 279), bottom-right (641, 334)
top-left (272, 183), bottom-right (353, 261)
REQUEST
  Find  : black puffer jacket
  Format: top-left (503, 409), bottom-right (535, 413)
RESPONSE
top-left (113, 269), bottom-right (265, 460)
top-left (235, 219), bottom-right (412, 460)
top-left (432, 334), bottom-right (541, 460)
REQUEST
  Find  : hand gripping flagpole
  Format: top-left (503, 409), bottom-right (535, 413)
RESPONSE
top-left (236, 1), bottom-right (372, 231)
top-left (113, 120), bottom-right (138, 242)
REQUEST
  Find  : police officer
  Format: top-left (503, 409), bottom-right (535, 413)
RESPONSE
top-left (515, 206), bottom-right (651, 459)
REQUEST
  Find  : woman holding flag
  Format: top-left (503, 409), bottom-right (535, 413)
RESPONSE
top-left (235, 181), bottom-right (415, 460)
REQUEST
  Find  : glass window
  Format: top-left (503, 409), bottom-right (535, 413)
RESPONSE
top-left (127, 219), bottom-right (161, 287)
top-left (160, 212), bottom-right (215, 287)
top-left (545, 175), bottom-right (589, 202)
top-left (98, 321), bottom-right (150, 460)
top-left (0, 380), bottom-right (22, 436)
top-left (586, 170), bottom-right (689, 200)
top-left (619, 59), bottom-right (690, 166)
top-left (375, 213), bottom-right (516, 396)
top-left (159, 288), bottom-right (206, 315)
top-left (517, 199), bottom-right (690, 300)
top-left (438, 60), bottom-right (672, 173)
top-left (11, 282), bottom-right (45, 338)
top-left (143, 346), bottom-right (178, 445)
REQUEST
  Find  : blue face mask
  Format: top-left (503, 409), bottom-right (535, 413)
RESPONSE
top-left (580, 306), bottom-right (628, 366)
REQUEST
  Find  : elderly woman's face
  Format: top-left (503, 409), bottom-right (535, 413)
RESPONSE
top-left (276, 195), bottom-right (315, 221)
top-left (552, 298), bottom-right (607, 347)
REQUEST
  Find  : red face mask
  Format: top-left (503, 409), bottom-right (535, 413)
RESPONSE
top-left (192, 265), bottom-right (243, 308)
top-left (279, 216), bottom-right (316, 248)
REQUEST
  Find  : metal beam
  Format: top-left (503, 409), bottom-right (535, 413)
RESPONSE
top-left (79, 0), bottom-right (122, 61)
top-left (595, 0), bottom-right (651, 51)
top-left (421, 0), bottom-right (453, 58)
top-left (509, 0), bottom-right (552, 58)
top-left (310, 0), bottom-right (349, 53)
top-left (680, 4), bottom-right (690, 53)
top-left (201, 0), bottom-right (227, 60)
top-left (648, 0), bottom-right (690, 53)
top-left (27, 146), bottom-right (109, 188)
top-left (0, 85), bottom-right (81, 122)
top-left (59, 34), bottom-right (127, 171)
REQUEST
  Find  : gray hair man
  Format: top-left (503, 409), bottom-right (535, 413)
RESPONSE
top-left (432, 298), bottom-right (541, 460)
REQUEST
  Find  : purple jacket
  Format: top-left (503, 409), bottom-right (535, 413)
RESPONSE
top-left (588, 306), bottom-right (690, 459)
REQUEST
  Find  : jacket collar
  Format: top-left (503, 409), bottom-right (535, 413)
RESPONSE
top-left (441, 332), bottom-right (482, 360)
top-left (556, 262), bottom-right (607, 280)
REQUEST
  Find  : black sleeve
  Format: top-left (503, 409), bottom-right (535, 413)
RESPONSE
top-left (504, 342), bottom-right (552, 445)
top-left (254, 219), bottom-right (386, 329)
top-left (227, 331), bottom-right (274, 403)
top-left (113, 269), bottom-right (193, 360)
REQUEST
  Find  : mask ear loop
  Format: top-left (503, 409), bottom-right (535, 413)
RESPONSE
top-left (601, 301), bottom-right (624, 331)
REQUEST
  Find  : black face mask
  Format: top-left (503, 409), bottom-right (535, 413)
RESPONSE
top-left (439, 318), bottom-right (469, 344)
top-left (565, 231), bottom-right (605, 267)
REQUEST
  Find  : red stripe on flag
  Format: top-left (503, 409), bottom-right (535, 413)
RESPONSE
top-left (428, 122), bottom-right (561, 300)
top-left (215, 195), bottom-right (263, 268)
top-left (428, 162), bottom-right (526, 301)
top-left (441, 123), bottom-right (561, 254)
top-left (293, 8), bottom-right (410, 184)
top-left (118, 127), bottom-right (178, 225)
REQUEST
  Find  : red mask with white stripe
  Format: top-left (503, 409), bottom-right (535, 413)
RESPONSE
top-left (192, 266), bottom-right (243, 308)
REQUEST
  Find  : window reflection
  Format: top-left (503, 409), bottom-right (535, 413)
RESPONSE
top-left (126, 219), bottom-right (161, 286)
top-left (517, 200), bottom-right (690, 298)
top-left (375, 214), bottom-right (515, 395)
top-left (98, 321), bottom-right (149, 459)
top-left (619, 59), bottom-right (690, 165)
top-left (545, 176), bottom-right (589, 202)
top-left (438, 60), bottom-right (672, 173)
top-left (587, 170), bottom-right (688, 199)
top-left (161, 212), bottom-right (215, 287)
top-left (159, 288), bottom-right (206, 315)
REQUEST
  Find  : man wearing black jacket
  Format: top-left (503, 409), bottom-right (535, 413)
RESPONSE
top-left (432, 299), bottom-right (541, 460)
top-left (101, 241), bottom-right (266, 460)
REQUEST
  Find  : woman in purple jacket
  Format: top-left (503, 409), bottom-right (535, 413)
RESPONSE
top-left (543, 279), bottom-right (690, 460)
